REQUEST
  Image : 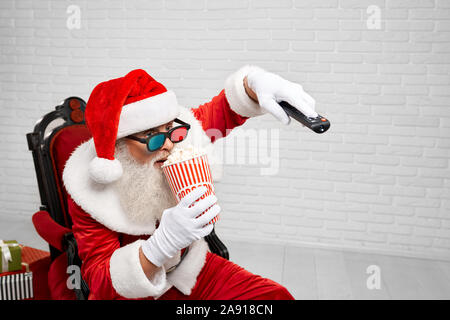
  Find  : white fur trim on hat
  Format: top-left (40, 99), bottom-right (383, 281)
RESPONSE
top-left (117, 90), bottom-right (181, 139)
top-left (224, 65), bottom-right (266, 118)
top-left (88, 157), bottom-right (123, 184)
top-left (109, 240), bottom-right (168, 299)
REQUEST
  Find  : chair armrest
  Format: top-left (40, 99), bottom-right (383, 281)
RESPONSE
top-left (32, 210), bottom-right (72, 252)
top-left (204, 227), bottom-right (229, 260)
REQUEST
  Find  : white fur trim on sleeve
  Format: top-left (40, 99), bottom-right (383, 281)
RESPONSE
top-left (224, 65), bottom-right (266, 118)
top-left (166, 238), bottom-right (209, 296)
top-left (109, 240), bottom-right (168, 299)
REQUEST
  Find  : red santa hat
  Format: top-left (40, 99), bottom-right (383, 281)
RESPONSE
top-left (85, 69), bottom-right (180, 184)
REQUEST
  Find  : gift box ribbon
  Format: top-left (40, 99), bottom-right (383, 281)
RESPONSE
top-left (0, 240), bottom-right (19, 273)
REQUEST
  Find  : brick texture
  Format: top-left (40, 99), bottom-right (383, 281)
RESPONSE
top-left (1, 0), bottom-right (449, 260)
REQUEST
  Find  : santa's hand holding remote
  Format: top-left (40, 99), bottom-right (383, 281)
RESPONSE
top-left (243, 66), bottom-right (318, 125)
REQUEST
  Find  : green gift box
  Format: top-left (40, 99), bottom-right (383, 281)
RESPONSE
top-left (0, 240), bottom-right (22, 273)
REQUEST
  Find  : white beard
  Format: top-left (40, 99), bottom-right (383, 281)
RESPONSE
top-left (113, 141), bottom-right (177, 226)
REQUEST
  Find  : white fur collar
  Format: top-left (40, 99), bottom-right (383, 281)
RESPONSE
top-left (62, 107), bottom-right (220, 235)
top-left (63, 138), bottom-right (154, 235)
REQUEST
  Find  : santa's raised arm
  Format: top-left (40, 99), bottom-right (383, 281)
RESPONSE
top-left (62, 66), bottom-right (314, 300)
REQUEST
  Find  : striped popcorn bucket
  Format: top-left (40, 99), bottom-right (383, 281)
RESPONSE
top-left (162, 154), bottom-right (219, 225)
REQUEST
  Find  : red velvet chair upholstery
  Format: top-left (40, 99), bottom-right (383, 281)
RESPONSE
top-left (27, 97), bottom-right (91, 299)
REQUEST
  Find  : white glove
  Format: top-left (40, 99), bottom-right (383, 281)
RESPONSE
top-left (246, 68), bottom-right (318, 125)
top-left (141, 186), bottom-right (220, 267)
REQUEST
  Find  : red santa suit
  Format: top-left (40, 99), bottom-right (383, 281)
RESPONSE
top-left (62, 66), bottom-right (295, 300)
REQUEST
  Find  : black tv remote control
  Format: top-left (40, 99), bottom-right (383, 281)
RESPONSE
top-left (279, 101), bottom-right (330, 134)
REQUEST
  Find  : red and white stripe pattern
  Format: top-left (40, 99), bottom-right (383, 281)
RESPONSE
top-left (162, 154), bottom-right (219, 225)
top-left (0, 272), bottom-right (33, 300)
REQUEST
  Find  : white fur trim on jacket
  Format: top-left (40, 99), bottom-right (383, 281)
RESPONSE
top-left (109, 240), bottom-right (168, 299)
top-left (224, 65), bottom-right (266, 118)
top-left (109, 239), bottom-right (209, 299)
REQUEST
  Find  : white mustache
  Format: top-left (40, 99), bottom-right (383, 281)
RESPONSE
top-left (152, 151), bottom-right (170, 163)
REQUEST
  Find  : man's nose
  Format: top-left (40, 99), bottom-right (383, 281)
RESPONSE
top-left (160, 137), bottom-right (174, 152)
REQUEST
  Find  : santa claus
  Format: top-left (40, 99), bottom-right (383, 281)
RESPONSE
top-left (62, 65), bottom-right (317, 300)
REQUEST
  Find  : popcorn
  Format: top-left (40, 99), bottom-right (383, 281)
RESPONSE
top-left (162, 144), bottom-right (219, 225)
top-left (163, 144), bottom-right (206, 167)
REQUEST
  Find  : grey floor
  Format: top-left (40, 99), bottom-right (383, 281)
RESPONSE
top-left (2, 215), bottom-right (450, 300)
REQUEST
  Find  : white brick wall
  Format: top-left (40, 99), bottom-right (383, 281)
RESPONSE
top-left (1, 0), bottom-right (449, 260)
